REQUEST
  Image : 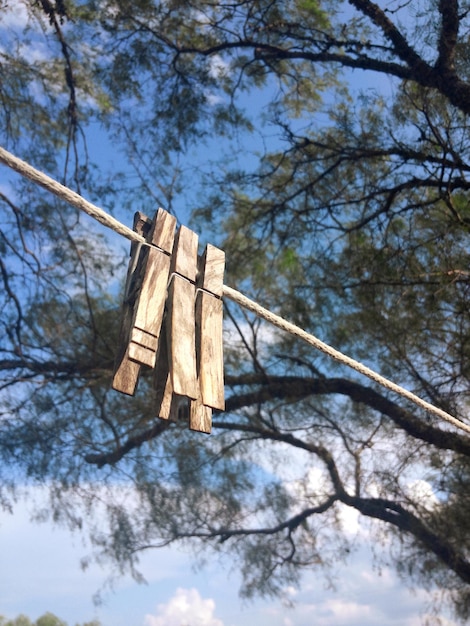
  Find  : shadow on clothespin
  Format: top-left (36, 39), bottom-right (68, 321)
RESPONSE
top-left (112, 208), bottom-right (176, 395)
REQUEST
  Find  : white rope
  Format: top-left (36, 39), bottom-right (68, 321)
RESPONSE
top-left (1, 145), bottom-right (469, 435)
top-left (0, 146), bottom-right (145, 245)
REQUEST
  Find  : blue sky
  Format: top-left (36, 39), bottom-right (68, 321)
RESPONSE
top-left (0, 490), bottom-right (459, 626)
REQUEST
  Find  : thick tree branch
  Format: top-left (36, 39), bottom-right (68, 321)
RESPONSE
top-left (347, 0), bottom-right (427, 71)
top-left (179, 38), bottom-right (416, 81)
top-left (83, 420), bottom-right (171, 468)
top-left (223, 374), bottom-right (470, 456)
top-left (162, 2), bottom-right (470, 115)
top-left (297, 138), bottom-right (470, 173)
top-left (209, 421), bottom-right (470, 585)
top-left (83, 371), bottom-right (470, 469)
top-left (0, 357), bottom-right (111, 379)
top-left (436, 0), bottom-right (459, 73)
top-left (346, 493), bottom-right (470, 584)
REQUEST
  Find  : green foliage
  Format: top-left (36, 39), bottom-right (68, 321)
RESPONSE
top-left (0, 617), bottom-right (32, 626)
top-left (0, 615), bottom-right (97, 626)
top-left (296, 0), bottom-right (330, 28)
top-left (35, 614), bottom-right (67, 626)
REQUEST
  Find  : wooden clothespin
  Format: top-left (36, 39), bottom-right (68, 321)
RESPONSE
top-left (113, 211), bottom-right (225, 436)
top-left (154, 225), bottom-right (199, 422)
top-left (190, 245), bottom-right (225, 433)
top-left (113, 208), bottom-right (176, 395)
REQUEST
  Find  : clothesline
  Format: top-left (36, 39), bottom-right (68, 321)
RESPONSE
top-left (1, 145), bottom-right (469, 435)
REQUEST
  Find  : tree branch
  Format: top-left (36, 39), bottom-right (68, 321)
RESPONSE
top-left (130, 417), bottom-right (470, 587)
top-left (164, 2), bottom-right (470, 115)
top-left (223, 374), bottom-right (470, 456)
top-left (436, 0), bottom-right (459, 73)
top-left (346, 493), bottom-right (470, 584)
top-left (347, 0), bottom-right (427, 71)
top-left (83, 419), bottom-right (171, 468)
top-left (83, 370), bottom-right (470, 469)
top-left (156, 495), bottom-right (339, 544)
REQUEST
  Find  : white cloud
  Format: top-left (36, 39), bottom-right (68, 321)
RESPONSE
top-left (318, 598), bottom-right (375, 622)
top-left (405, 479), bottom-right (438, 510)
top-left (337, 503), bottom-right (361, 536)
top-left (284, 591), bottom-right (414, 626)
top-left (224, 315), bottom-right (280, 353)
top-left (205, 91), bottom-right (224, 106)
top-left (144, 588), bottom-right (224, 626)
top-left (209, 55), bottom-right (230, 79)
top-left (22, 40), bottom-right (50, 64)
top-left (0, 2), bottom-right (30, 29)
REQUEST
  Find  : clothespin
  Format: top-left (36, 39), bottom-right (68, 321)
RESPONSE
top-left (153, 225), bottom-right (199, 422)
top-left (112, 208), bottom-right (176, 395)
top-left (190, 245), bottom-right (225, 433)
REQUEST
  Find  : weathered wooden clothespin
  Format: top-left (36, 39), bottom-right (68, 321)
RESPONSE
top-left (190, 245), bottom-right (225, 433)
top-left (113, 210), bottom-right (225, 435)
top-left (153, 225), bottom-right (199, 423)
top-left (112, 208), bottom-right (176, 395)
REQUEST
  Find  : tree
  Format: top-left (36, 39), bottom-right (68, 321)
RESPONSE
top-left (35, 614), bottom-right (67, 626)
top-left (1, 0), bottom-right (470, 622)
top-left (0, 614), bottom-right (99, 626)
top-left (0, 616), bottom-right (32, 626)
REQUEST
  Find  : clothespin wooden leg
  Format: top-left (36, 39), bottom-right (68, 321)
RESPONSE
top-left (190, 395), bottom-right (213, 434)
top-left (127, 245), bottom-right (170, 368)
